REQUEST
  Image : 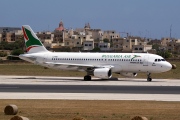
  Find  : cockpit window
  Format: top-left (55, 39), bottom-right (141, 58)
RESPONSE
top-left (155, 59), bottom-right (166, 62)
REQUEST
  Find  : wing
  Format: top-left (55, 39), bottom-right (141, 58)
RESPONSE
top-left (45, 62), bottom-right (114, 70)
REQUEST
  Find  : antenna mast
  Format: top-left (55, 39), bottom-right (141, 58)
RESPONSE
top-left (170, 24), bottom-right (172, 41)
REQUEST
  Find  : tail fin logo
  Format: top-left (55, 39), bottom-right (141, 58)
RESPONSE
top-left (22, 26), bottom-right (43, 52)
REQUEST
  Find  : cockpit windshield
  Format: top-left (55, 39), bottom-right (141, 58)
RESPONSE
top-left (154, 59), bottom-right (166, 62)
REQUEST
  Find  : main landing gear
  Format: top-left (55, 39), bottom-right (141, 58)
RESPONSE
top-left (84, 75), bottom-right (91, 81)
top-left (147, 73), bottom-right (152, 82)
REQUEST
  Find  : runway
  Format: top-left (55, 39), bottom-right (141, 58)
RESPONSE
top-left (0, 84), bottom-right (180, 94)
top-left (0, 75), bottom-right (180, 101)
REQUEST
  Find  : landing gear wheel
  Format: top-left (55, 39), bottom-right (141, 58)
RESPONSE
top-left (147, 77), bottom-right (152, 81)
top-left (147, 73), bottom-right (152, 82)
top-left (84, 75), bottom-right (91, 81)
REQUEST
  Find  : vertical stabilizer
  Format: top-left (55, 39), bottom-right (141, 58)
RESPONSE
top-left (22, 25), bottom-right (48, 53)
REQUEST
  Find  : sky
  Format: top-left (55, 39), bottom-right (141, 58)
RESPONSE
top-left (0, 0), bottom-right (180, 39)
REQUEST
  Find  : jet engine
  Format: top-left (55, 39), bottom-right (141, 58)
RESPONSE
top-left (94, 68), bottom-right (112, 79)
top-left (120, 72), bottom-right (137, 77)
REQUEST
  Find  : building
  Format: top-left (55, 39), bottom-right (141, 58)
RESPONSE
top-left (86, 29), bottom-right (103, 41)
top-left (83, 41), bottom-right (94, 51)
top-left (15, 30), bottom-right (23, 41)
top-left (113, 38), bottom-right (124, 52)
top-left (65, 34), bottom-right (94, 49)
top-left (175, 44), bottom-right (180, 55)
top-left (161, 37), bottom-right (171, 47)
top-left (55, 20), bottom-right (65, 31)
top-left (98, 42), bottom-right (111, 51)
top-left (1, 32), bottom-right (15, 42)
top-left (103, 30), bottom-right (120, 42)
top-left (167, 39), bottom-right (180, 53)
top-left (0, 27), bottom-right (21, 33)
top-left (37, 31), bottom-right (54, 49)
top-left (0, 33), bottom-right (2, 42)
top-left (148, 39), bottom-right (162, 45)
top-left (0, 27), bottom-right (21, 42)
top-left (132, 45), bottom-right (152, 53)
top-left (63, 24), bottom-right (95, 50)
top-left (84, 23), bottom-right (91, 30)
top-left (122, 38), bottom-right (136, 52)
top-left (53, 20), bottom-right (67, 46)
top-left (113, 37), bottom-right (152, 53)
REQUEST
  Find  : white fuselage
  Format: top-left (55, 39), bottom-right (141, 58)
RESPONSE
top-left (19, 52), bottom-right (172, 74)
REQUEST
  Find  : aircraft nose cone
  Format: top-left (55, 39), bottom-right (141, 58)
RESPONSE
top-left (165, 62), bottom-right (172, 71)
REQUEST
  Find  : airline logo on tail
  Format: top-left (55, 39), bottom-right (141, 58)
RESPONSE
top-left (22, 26), bottom-right (43, 52)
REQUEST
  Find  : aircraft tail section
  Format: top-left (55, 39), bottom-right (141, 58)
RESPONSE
top-left (22, 25), bottom-right (48, 53)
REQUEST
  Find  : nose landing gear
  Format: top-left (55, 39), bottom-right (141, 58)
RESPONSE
top-left (147, 73), bottom-right (152, 82)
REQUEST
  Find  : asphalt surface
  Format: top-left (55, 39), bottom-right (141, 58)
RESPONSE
top-left (0, 76), bottom-right (180, 101)
top-left (0, 84), bottom-right (180, 94)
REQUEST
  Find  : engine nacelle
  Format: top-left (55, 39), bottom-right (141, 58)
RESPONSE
top-left (94, 68), bottom-right (112, 79)
top-left (120, 72), bottom-right (137, 77)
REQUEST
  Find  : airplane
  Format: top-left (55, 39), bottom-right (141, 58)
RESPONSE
top-left (19, 25), bottom-right (173, 81)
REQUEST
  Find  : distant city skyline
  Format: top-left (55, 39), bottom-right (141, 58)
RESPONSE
top-left (0, 0), bottom-right (180, 39)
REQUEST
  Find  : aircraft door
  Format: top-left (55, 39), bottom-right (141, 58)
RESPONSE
top-left (143, 55), bottom-right (149, 66)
